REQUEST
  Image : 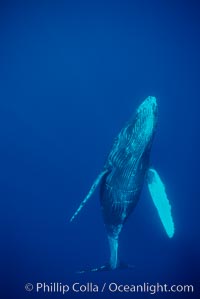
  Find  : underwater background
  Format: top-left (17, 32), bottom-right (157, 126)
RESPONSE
top-left (1, 0), bottom-right (200, 298)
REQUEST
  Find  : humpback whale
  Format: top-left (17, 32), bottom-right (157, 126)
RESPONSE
top-left (70, 96), bottom-right (175, 271)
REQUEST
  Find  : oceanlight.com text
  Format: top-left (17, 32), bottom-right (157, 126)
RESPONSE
top-left (25, 281), bottom-right (195, 295)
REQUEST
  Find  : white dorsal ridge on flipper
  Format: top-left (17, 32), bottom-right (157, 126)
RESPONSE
top-left (147, 168), bottom-right (175, 238)
top-left (70, 169), bottom-right (108, 222)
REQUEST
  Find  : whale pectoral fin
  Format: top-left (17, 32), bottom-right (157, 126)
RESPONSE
top-left (146, 168), bottom-right (175, 238)
top-left (70, 169), bottom-right (109, 222)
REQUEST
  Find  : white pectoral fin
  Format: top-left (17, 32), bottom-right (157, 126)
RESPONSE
top-left (70, 169), bottom-right (108, 222)
top-left (147, 168), bottom-right (175, 238)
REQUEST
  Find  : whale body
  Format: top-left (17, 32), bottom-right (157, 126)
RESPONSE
top-left (70, 96), bottom-right (175, 271)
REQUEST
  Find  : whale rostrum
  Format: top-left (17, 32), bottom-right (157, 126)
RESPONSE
top-left (70, 96), bottom-right (175, 271)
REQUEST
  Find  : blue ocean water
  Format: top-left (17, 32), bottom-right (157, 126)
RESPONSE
top-left (0, 0), bottom-right (200, 298)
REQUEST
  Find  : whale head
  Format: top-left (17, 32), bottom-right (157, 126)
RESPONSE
top-left (106, 96), bottom-right (158, 169)
top-left (136, 96), bottom-right (157, 118)
top-left (133, 96), bottom-right (158, 143)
